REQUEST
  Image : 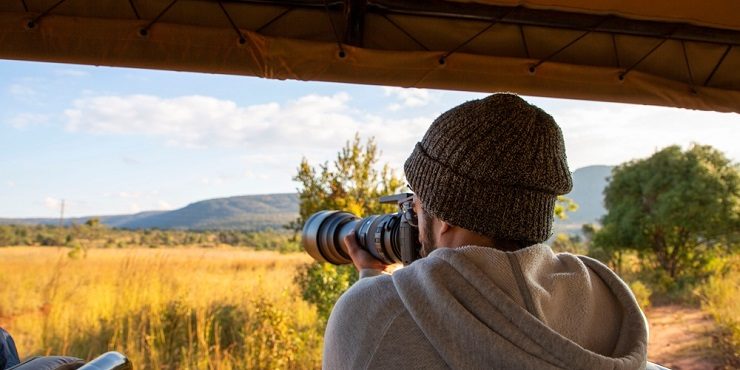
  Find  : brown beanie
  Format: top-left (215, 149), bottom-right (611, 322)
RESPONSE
top-left (403, 94), bottom-right (572, 243)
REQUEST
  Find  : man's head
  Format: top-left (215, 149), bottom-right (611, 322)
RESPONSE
top-left (404, 94), bottom-right (572, 251)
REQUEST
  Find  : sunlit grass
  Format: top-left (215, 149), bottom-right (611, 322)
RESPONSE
top-left (0, 246), bottom-right (321, 369)
top-left (700, 255), bottom-right (740, 368)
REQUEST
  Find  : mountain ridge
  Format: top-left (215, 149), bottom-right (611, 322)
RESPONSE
top-left (2, 166), bottom-right (614, 232)
top-left (0, 193), bottom-right (299, 231)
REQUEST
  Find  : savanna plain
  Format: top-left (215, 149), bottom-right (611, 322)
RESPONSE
top-left (2, 243), bottom-right (737, 369)
top-left (0, 245), bottom-right (324, 369)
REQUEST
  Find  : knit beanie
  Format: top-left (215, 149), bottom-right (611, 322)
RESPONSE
top-left (403, 93), bottom-right (572, 243)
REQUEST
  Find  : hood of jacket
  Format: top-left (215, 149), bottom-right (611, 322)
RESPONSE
top-left (390, 244), bottom-right (648, 370)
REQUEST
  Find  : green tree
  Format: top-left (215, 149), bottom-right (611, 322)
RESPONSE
top-left (589, 223), bottom-right (626, 274)
top-left (293, 134), bottom-right (403, 225)
top-left (84, 217), bottom-right (101, 228)
top-left (293, 134), bottom-right (404, 325)
top-left (595, 144), bottom-right (739, 280)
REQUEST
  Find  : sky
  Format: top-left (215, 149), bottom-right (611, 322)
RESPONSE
top-left (1, 59), bottom-right (739, 218)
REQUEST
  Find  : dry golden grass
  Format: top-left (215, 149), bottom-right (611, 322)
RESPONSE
top-left (0, 246), bottom-right (321, 369)
top-left (700, 255), bottom-right (740, 368)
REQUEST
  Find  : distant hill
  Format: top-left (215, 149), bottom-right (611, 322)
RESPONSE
top-left (0, 193), bottom-right (299, 231)
top-left (2, 166), bottom-right (614, 232)
top-left (565, 165), bottom-right (613, 224)
top-left (554, 165), bottom-right (613, 233)
top-left (117, 193), bottom-right (299, 230)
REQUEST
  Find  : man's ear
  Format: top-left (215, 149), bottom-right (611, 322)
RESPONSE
top-left (438, 220), bottom-right (452, 235)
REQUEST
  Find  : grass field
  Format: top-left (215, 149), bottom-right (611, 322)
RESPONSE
top-left (2, 246), bottom-right (737, 369)
top-left (0, 247), bottom-right (321, 369)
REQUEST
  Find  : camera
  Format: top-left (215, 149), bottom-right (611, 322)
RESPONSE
top-left (301, 193), bottom-right (421, 266)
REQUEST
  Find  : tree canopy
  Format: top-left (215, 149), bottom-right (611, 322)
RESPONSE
top-left (596, 144), bottom-right (739, 279)
top-left (292, 134), bottom-right (404, 226)
top-left (292, 134), bottom-right (404, 324)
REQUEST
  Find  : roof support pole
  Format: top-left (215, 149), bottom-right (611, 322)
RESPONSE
top-left (704, 45), bottom-right (732, 87)
top-left (27, 0), bottom-right (68, 28)
top-left (343, 0), bottom-right (366, 47)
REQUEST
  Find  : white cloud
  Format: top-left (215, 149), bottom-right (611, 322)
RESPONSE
top-left (102, 191), bottom-right (142, 199)
top-left (8, 84), bottom-right (36, 99)
top-left (551, 104), bottom-right (740, 169)
top-left (44, 197), bottom-right (61, 211)
top-left (6, 113), bottom-right (49, 128)
top-left (76, 91), bottom-right (700, 192)
top-left (129, 203), bottom-right (141, 213)
top-left (117, 191), bottom-right (141, 199)
top-left (157, 200), bottom-right (173, 210)
top-left (6, 181), bottom-right (15, 188)
top-left (64, 94), bottom-right (352, 148)
top-left (243, 170), bottom-right (270, 180)
top-left (200, 177), bottom-right (225, 186)
top-left (58, 91), bottom-right (738, 186)
top-left (62, 93), bottom-right (434, 173)
top-left (383, 87), bottom-right (436, 110)
top-left (122, 156), bottom-right (141, 165)
top-left (55, 69), bottom-right (89, 77)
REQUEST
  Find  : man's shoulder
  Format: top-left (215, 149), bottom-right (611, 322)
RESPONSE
top-left (323, 274), bottom-right (408, 369)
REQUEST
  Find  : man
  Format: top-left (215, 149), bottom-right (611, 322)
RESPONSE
top-left (322, 94), bottom-right (649, 369)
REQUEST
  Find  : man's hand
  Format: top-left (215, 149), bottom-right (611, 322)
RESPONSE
top-left (344, 231), bottom-right (393, 273)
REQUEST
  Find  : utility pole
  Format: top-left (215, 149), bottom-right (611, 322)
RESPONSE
top-left (59, 199), bottom-right (65, 227)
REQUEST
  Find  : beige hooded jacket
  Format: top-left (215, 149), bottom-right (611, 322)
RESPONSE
top-left (323, 244), bottom-right (648, 369)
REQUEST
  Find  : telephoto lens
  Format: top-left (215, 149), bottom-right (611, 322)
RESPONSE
top-left (301, 194), bottom-right (420, 266)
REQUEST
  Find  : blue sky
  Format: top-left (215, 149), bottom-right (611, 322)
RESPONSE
top-left (1, 59), bottom-right (739, 218)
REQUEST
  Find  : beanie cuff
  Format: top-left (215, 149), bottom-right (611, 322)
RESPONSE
top-left (404, 143), bottom-right (556, 243)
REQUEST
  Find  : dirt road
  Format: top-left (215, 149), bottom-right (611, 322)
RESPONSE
top-left (647, 305), bottom-right (723, 370)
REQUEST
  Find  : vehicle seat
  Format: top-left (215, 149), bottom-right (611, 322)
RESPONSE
top-left (7, 356), bottom-right (84, 370)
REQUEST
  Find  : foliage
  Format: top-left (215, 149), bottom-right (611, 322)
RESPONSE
top-left (628, 280), bottom-right (652, 311)
top-left (218, 229), bottom-right (300, 253)
top-left (292, 134), bottom-right (404, 327)
top-left (699, 256), bottom-right (740, 368)
top-left (0, 224), bottom-right (297, 252)
top-left (588, 223), bottom-right (628, 274)
top-left (292, 134), bottom-right (403, 225)
top-left (554, 196), bottom-right (578, 220)
top-left (595, 144), bottom-right (739, 280)
top-left (294, 263), bottom-right (357, 325)
top-left (550, 233), bottom-right (587, 254)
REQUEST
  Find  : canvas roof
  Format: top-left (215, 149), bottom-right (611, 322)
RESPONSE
top-left (2, 0), bottom-right (739, 113)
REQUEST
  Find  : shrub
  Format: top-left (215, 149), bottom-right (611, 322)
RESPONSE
top-left (294, 262), bottom-right (357, 327)
top-left (628, 280), bottom-right (652, 311)
top-left (699, 257), bottom-right (739, 368)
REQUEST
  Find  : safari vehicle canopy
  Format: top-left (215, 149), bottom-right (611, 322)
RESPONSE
top-left (1, 0), bottom-right (739, 113)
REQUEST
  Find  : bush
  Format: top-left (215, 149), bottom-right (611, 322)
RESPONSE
top-left (699, 257), bottom-right (740, 368)
top-left (628, 280), bottom-right (652, 311)
top-left (630, 259), bottom-right (706, 305)
top-left (294, 262), bottom-right (357, 327)
top-left (67, 242), bottom-right (84, 259)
